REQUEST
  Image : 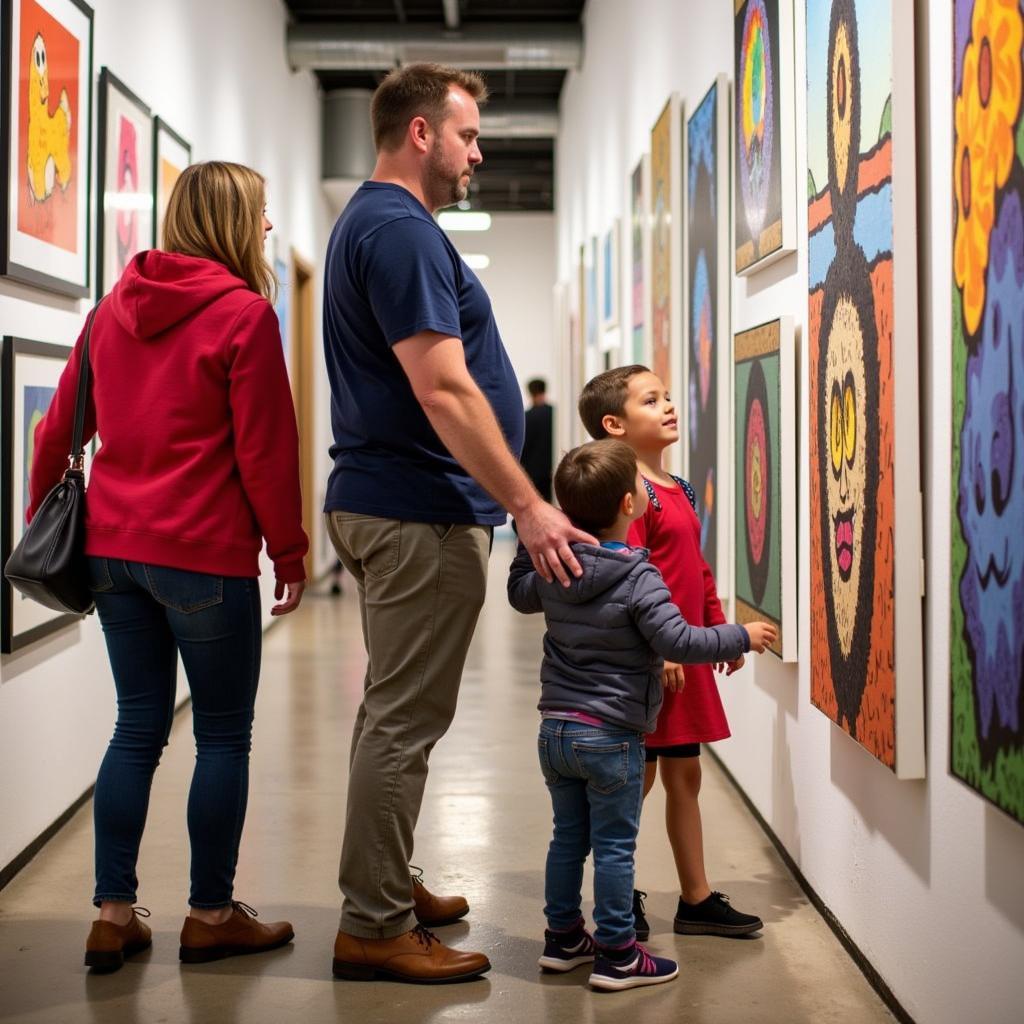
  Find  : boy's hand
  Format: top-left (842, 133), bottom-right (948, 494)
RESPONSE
top-left (662, 662), bottom-right (686, 692)
top-left (725, 655), bottom-right (745, 675)
top-left (745, 621), bottom-right (778, 653)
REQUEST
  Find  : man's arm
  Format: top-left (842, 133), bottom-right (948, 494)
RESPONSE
top-left (393, 331), bottom-right (594, 585)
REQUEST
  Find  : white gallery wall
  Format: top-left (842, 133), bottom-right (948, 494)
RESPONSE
top-left (555, 1), bottom-right (1023, 1021)
top-left (0, 0), bottom-right (335, 871)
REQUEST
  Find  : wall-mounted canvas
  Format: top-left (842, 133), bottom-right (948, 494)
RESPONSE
top-left (601, 218), bottom-right (620, 331)
top-left (630, 154), bottom-right (650, 365)
top-left (686, 75), bottom-right (731, 592)
top-left (585, 235), bottom-right (599, 375)
top-left (951, 0), bottom-right (1024, 825)
top-left (97, 68), bottom-right (153, 295)
top-left (1, 336), bottom-right (84, 652)
top-left (650, 93), bottom-right (682, 394)
top-left (1, 0), bottom-right (93, 297)
top-left (733, 319), bottom-right (796, 661)
top-left (734, 0), bottom-right (797, 275)
top-left (152, 116), bottom-right (190, 249)
top-left (807, 0), bottom-right (924, 776)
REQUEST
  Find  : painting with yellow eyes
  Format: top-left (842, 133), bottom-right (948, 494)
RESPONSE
top-left (1, 0), bottom-right (93, 296)
top-left (951, 0), bottom-right (1024, 825)
top-left (807, 0), bottom-right (924, 776)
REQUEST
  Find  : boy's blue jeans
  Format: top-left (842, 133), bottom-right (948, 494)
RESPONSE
top-left (538, 717), bottom-right (645, 948)
top-left (87, 557), bottom-right (261, 909)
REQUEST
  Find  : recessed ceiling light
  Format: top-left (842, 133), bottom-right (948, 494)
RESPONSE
top-left (461, 253), bottom-right (490, 270)
top-left (438, 211), bottom-right (492, 232)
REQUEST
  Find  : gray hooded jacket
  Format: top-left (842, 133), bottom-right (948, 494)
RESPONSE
top-left (507, 543), bottom-right (749, 734)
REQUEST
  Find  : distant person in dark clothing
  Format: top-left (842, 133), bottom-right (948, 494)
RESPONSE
top-left (521, 378), bottom-right (554, 501)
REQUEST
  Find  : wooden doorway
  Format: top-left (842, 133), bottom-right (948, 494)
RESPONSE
top-left (291, 250), bottom-right (316, 578)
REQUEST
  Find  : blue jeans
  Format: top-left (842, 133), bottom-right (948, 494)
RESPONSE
top-left (87, 558), bottom-right (261, 909)
top-left (538, 718), bottom-right (645, 947)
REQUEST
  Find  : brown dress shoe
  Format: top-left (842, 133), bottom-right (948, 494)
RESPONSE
top-left (411, 868), bottom-right (470, 927)
top-left (84, 907), bottom-right (152, 971)
top-left (333, 925), bottom-right (490, 983)
top-left (179, 901), bottom-right (294, 963)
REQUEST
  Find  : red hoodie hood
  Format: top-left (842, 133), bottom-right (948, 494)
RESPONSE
top-left (109, 250), bottom-right (252, 338)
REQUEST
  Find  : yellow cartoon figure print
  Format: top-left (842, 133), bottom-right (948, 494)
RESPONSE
top-left (26, 33), bottom-right (73, 202)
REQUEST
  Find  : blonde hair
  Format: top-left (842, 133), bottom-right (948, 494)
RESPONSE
top-left (162, 161), bottom-right (276, 302)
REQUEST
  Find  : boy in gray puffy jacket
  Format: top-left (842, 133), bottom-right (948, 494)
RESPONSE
top-left (508, 439), bottom-right (775, 991)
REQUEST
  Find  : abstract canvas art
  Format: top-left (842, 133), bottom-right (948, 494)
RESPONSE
top-left (97, 68), bottom-right (153, 294)
top-left (807, 0), bottom-right (924, 775)
top-left (1, 0), bottom-right (93, 296)
top-left (686, 76), bottom-right (731, 590)
top-left (951, 0), bottom-right (1024, 824)
top-left (153, 116), bottom-right (190, 249)
top-left (630, 155), bottom-right (649, 364)
top-left (650, 94), bottom-right (682, 392)
top-left (734, 0), bottom-right (796, 274)
top-left (733, 319), bottom-right (796, 661)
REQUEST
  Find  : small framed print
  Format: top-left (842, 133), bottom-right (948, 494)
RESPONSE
top-left (1, 0), bottom-right (94, 297)
top-left (96, 67), bottom-right (153, 295)
top-left (152, 116), bottom-right (190, 249)
top-left (1, 335), bottom-right (85, 652)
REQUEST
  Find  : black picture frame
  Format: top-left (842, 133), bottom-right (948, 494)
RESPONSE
top-left (152, 115), bottom-right (191, 249)
top-left (0, 0), bottom-right (94, 297)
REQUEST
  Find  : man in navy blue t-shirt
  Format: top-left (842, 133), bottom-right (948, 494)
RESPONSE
top-left (324, 64), bottom-right (592, 984)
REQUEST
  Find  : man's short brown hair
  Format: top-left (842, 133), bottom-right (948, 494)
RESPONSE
top-left (554, 440), bottom-right (637, 535)
top-left (370, 63), bottom-right (489, 152)
top-left (578, 364), bottom-right (650, 439)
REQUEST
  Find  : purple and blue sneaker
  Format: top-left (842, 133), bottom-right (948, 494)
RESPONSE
top-left (589, 942), bottom-right (678, 991)
top-left (538, 921), bottom-right (597, 973)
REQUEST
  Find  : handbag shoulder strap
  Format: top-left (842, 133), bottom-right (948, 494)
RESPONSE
top-left (70, 299), bottom-right (103, 468)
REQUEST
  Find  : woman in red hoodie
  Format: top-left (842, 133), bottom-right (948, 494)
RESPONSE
top-left (28, 161), bottom-right (308, 971)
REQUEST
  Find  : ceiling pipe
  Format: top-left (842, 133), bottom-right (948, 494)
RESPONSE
top-left (442, 0), bottom-right (460, 31)
top-left (480, 100), bottom-right (558, 138)
top-left (288, 22), bottom-right (583, 71)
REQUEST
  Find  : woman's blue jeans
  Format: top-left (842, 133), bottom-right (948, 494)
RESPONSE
top-left (538, 718), bottom-right (645, 947)
top-left (87, 558), bottom-right (261, 909)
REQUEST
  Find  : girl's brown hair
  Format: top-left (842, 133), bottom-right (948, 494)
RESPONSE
top-left (161, 161), bottom-right (276, 302)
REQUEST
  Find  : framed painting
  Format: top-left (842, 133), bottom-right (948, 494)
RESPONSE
top-left (951, 0), bottom-right (1024, 824)
top-left (630, 154), bottom-right (650, 366)
top-left (650, 93), bottom-right (683, 399)
top-left (734, 0), bottom-right (797, 275)
top-left (1, 0), bottom-right (93, 297)
top-left (686, 75), bottom-right (732, 592)
top-left (733, 318), bottom-right (796, 661)
top-left (96, 68), bottom-right (153, 295)
top-left (585, 235), bottom-right (600, 375)
top-left (601, 218), bottom-right (620, 332)
top-left (807, 0), bottom-right (923, 777)
top-left (152, 116), bottom-right (190, 249)
top-left (1, 336), bottom-right (84, 652)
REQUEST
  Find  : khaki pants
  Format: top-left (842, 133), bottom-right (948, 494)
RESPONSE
top-left (326, 512), bottom-right (491, 939)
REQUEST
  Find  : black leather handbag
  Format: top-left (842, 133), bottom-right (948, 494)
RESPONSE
top-left (4, 302), bottom-right (102, 615)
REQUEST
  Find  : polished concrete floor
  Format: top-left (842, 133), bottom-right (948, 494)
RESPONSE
top-left (0, 541), bottom-right (893, 1023)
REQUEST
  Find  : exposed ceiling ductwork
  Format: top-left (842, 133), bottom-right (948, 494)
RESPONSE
top-left (287, 22), bottom-right (582, 71)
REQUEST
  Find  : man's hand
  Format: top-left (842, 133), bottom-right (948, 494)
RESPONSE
top-left (272, 579), bottom-right (306, 616)
top-left (515, 500), bottom-right (596, 586)
top-left (662, 661), bottom-right (686, 692)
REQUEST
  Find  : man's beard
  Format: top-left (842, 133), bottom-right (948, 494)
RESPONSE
top-left (427, 142), bottom-right (470, 210)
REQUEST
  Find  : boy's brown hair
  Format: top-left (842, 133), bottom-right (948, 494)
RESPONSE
top-left (578, 364), bottom-right (649, 439)
top-left (554, 439), bottom-right (638, 535)
top-left (370, 63), bottom-right (489, 152)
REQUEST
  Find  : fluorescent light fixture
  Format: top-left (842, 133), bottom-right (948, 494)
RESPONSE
top-left (461, 253), bottom-right (490, 270)
top-left (438, 211), bottom-right (492, 232)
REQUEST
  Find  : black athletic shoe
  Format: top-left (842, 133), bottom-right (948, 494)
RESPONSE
top-left (632, 889), bottom-right (650, 941)
top-left (673, 891), bottom-right (763, 937)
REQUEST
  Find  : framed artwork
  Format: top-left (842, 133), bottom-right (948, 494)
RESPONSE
top-left (630, 154), bottom-right (650, 365)
top-left (951, 0), bottom-right (1024, 824)
top-left (650, 93), bottom-right (683, 400)
top-left (734, 0), bottom-right (797, 275)
top-left (686, 75), bottom-right (731, 593)
top-left (585, 236), bottom-right (600, 376)
top-left (1, 336), bottom-right (84, 652)
top-left (273, 253), bottom-right (291, 380)
top-left (152, 116), bottom-right (190, 249)
top-left (96, 68), bottom-right (153, 295)
top-left (733, 319), bottom-right (796, 661)
top-left (807, 0), bottom-right (924, 777)
top-left (1, 0), bottom-right (93, 297)
top-left (601, 218), bottom-right (620, 332)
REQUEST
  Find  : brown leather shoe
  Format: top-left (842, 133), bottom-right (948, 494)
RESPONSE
top-left (411, 868), bottom-right (470, 927)
top-left (84, 907), bottom-right (152, 971)
top-left (179, 901), bottom-right (294, 963)
top-left (332, 925), bottom-right (490, 983)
